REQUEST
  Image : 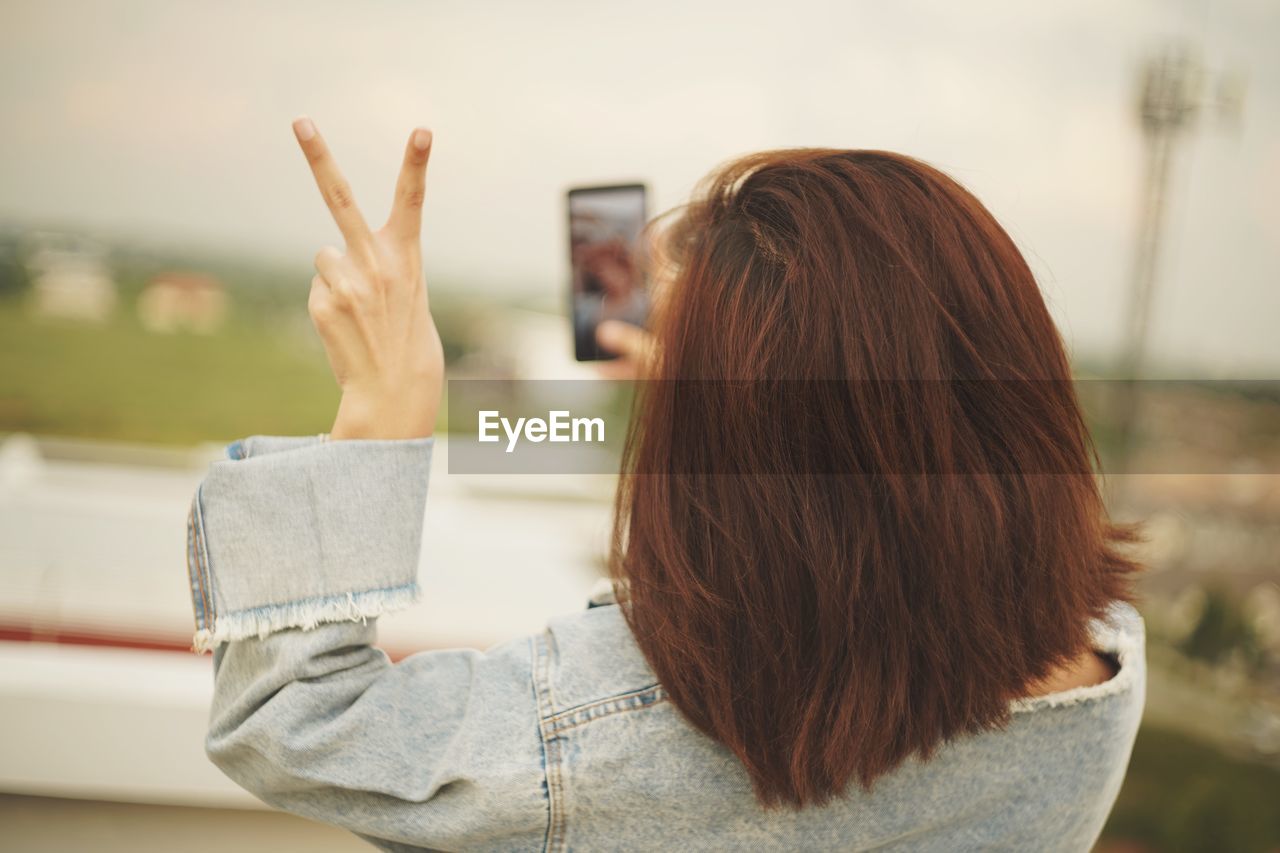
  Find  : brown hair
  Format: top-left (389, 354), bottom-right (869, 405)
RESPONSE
top-left (607, 149), bottom-right (1142, 809)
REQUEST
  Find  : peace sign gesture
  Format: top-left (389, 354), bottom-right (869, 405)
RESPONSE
top-left (293, 116), bottom-right (444, 440)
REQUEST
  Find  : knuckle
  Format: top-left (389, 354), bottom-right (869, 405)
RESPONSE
top-left (307, 294), bottom-right (331, 323)
top-left (328, 280), bottom-right (357, 310)
top-left (325, 182), bottom-right (354, 210)
top-left (313, 245), bottom-right (342, 271)
top-left (360, 257), bottom-right (387, 289)
top-left (401, 188), bottom-right (425, 209)
top-left (308, 276), bottom-right (350, 323)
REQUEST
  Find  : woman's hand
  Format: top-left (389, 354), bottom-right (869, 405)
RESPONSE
top-left (594, 320), bottom-right (657, 380)
top-left (292, 116), bottom-right (443, 440)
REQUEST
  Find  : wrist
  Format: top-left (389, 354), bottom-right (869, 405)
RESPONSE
top-left (330, 393), bottom-right (436, 440)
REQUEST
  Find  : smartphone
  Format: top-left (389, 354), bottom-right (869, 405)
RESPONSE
top-left (568, 183), bottom-right (649, 361)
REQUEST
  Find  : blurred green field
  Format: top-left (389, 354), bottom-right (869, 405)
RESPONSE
top-left (0, 301), bottom-right (341, 445)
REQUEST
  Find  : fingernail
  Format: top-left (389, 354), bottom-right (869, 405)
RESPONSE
top-left (292, 116), bottom-right (316, 141)
top-left (412, 128), bottom-right (433, 151)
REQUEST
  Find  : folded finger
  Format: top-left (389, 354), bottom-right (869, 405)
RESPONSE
top-left (313, 245), bottom-right (346, 283)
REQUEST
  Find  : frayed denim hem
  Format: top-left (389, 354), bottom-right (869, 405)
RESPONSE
top-left (191, 582), bottom-right (421, 654)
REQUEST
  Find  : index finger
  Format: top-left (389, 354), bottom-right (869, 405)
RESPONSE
top-left (292, 116), bottom-right (374, 251)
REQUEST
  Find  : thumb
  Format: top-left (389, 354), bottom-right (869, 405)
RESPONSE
top-left (596, 320), bottom-right (650, 358)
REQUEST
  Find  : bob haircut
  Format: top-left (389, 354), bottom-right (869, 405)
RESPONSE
top-left (607, 149), bottom-right (1143, 809)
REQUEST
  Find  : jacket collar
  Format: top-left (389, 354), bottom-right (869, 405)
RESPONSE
top-left (586, 576), bottom-right (619, 608)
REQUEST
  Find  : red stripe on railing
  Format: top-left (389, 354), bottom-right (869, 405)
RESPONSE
top-left (0, 625), bottom-right (417, 662)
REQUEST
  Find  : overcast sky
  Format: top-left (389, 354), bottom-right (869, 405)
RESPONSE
top-left (1, 0), bottom-right (1276, 375)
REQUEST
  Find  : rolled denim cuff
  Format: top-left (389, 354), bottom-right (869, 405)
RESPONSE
top-left (186, 433), bottom-right (434, 654)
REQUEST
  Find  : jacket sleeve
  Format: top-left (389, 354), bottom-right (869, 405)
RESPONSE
top-left (187, 435), bottom-right (550, 851)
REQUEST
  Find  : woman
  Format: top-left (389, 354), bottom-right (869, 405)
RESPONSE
top-left (186, 117), bottom-right (1146, 851)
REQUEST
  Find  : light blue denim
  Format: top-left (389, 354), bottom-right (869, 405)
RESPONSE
top-left (187, 434), bottom-right (1147, 852)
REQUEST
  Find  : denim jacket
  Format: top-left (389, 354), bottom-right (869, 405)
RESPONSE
top-left (186, 434), bottom-right (1146, 852)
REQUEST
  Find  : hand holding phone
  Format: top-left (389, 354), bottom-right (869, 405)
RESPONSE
top-left (593, 319), bottom-right (657, 379)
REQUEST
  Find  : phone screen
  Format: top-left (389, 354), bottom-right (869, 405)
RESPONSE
top-left (568, 184), bottom-right (648, 361)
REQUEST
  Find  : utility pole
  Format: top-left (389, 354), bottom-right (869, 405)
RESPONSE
top-left (1113, 42), bottom-right (1244, 478)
